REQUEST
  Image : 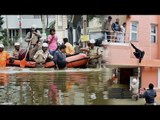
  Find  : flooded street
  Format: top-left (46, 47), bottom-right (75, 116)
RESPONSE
top-left (0, 67), bottom-right (114, 105)
top-left (0, 67), bottom-right (158, 105)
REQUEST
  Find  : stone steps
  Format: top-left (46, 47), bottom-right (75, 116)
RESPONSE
top-left (108, 88), bottom-right (131, 99)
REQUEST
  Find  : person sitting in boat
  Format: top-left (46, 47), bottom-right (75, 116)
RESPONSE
top-left (24, 24), bottom-right (42, 60)
top-left (80, 39), bottom-right (101, 68)
top-left (33, 43), bottom-right (53, 67)
top-left (54, 44), bottom-right (67, 70)
top-left (63, 38), bottom-right (75, 57)
top-left (0, 44), bottom-right (11, 68)
top-left (12, 42), bottom-right (26, 60)
top-left (74, 42), bottom-right (82, 54)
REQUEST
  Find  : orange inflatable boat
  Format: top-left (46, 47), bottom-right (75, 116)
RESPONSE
top-left (6, 53), bottom-right (89, 68)
top-left (6, 59), bottom-right (54, 68)
top-left (6, 59), bottom-right (36, 68)
top-left (45, 53), bottom-right (89, 68)
top-left (66, 53), bottom-right (89, 68)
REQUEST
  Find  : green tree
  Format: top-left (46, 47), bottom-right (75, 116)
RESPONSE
top-left (46, 20), bottom-right (56, 36)
top-left (0, 16), bottom-right (4, 41)
top-left (40, 15), bottom-right (56, 36)
top-left (0, 16), bottom-right (9, 46)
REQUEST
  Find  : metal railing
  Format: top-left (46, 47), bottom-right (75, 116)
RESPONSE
top-left (88, 30), bottom-right (131, 44)
top-left (103, 31), bottom-right (130, 44)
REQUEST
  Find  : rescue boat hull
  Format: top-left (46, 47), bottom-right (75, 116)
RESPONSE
top-left (6, 53), bottom-right (89, 68)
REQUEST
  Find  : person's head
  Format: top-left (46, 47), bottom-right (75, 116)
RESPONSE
top-left (38, 41), bottom-right (41, 46)
top-left (102, 40), bottom-right (108, 49)
top-left (42, 43), bottom-right (48, 52)
top-left (31, 24), bottom-right (37, 32)
top-left (149, 83), bottom-right (154, 89)
top-left (0, 44), bottom-right (4, 52)
top-left (132, 78), bottom-right (137, 84)
top-left (108, 16), bottom-right (112, 22)
top-left (14, 42), bottom-right (20, 51)
top-left (116, 18), bottom-right (120, 23)
top-left (63, 38), bottom-right (68, 44)
top-left (89, 39), bottom-right (95, 49)
top-left (123, 22), bottom-right (126, 27)
top-left (59, 44), bottom-right (66, 53)
top-left (50, 28), bottom-right (56, 35)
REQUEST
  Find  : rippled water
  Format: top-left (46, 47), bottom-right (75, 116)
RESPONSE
top-left (0, 67), bottom-right (112, 105)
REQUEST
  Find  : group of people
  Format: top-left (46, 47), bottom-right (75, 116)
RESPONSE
top-left (0, 24), bottom-right (77, 69)
top-left (130, 78), bottom-right (157, 105)
top-left (102, 16), bottom-right (126, 43)
top-left (80, 39), bottom-right (109, 68)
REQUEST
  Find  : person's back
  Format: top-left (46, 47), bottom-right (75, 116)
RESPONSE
top-left (130, 78), bottom-right (139, 100)
top-left (54, 44), bottom-right (67, 69)
top-left (65, 42), bottom-right (75, 54)
top-left (143, 83), bottom-right (157, 105)
top-left (131, 83), bottom-right (139, 94)
top-left (63, 38), bottom-right (75, 56)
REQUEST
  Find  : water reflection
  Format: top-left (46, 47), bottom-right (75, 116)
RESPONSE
top-left (0, 69), bottom-right (111, 105)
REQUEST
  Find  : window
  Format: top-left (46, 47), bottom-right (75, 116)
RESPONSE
top-left (151, 24), bottom-right (157, 43)
top-left (57, 15), bottom-right (63, 29)
top-left (130, 21), bottom-right (138, 41)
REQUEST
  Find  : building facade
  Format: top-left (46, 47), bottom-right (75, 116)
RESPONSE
top-left (88, 15), bottom-right (160, 99)
top-left (2, 15), bottom-right (68, 45)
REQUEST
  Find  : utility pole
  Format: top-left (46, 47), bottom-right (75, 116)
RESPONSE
top-left (82, 15), bottom-right (87, 47)
top-left (5, 15), bottom-right (9, 41)
top-left (17, 15), bottom-right (22, 44)
top-left (41, 15), bottom-right (47, 42)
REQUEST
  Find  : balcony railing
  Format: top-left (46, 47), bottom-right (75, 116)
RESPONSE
top-left (103, 31), bottom-right (130, 44)
top-left (89, 31), bottom-right (131, 44)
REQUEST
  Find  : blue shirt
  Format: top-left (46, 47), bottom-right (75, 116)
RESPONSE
top-left (54, 49), bottom-right (66, 64)
top-left (143, 89), bottom-right (157, 103)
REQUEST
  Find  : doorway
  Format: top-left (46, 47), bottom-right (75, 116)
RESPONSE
top-left (119, 68), bottom-right (134, 85)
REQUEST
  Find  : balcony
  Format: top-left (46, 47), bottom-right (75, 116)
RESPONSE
top-left (99, 32), bottom-right (160, 68)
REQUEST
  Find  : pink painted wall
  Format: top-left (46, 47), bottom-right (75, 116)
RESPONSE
top-left (141, 67), bottom-right (158, 88)
top-left (107, 15), bottom-right (160, 66)
top-left (107, 45), bottom-right (139, 66)
top-left (141, 67), bottom-right (160, 100)
top-left (126, 15), bottom-right (159, 60)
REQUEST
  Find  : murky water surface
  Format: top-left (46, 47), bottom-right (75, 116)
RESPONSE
top-left (0, 67), bottom-right (112, 105)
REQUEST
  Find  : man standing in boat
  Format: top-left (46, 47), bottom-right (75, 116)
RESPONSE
top-left (80, 39), bottom-right (101, 68)
top-left (47, 28), bottom-right (58, 57)
top-left (99, 40), bottom-right (109, 68)
top-left (24, 24), bottom-right (42, 60)
top-left (33, 43), bottom-right (53, 67)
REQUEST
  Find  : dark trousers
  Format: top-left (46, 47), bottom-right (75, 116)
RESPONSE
top-left (56, 61), bottom-right (66, 69)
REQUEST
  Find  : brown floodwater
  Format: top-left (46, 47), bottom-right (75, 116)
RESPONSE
top-left (0, 67), bottom-right (112, 105)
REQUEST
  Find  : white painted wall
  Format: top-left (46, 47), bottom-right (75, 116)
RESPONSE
top-left (2, 15), bottom-right (54, 29)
